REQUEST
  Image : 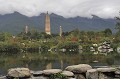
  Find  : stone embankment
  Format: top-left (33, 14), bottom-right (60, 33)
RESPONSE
top-left (0, 64), bottom-right (120, 79)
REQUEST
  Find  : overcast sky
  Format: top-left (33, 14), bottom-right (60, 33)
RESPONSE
top-left (0, 0), bottom-right (120, 18)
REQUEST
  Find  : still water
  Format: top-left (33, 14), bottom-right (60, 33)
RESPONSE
top-left (0, 52), bottom-right (120, 75)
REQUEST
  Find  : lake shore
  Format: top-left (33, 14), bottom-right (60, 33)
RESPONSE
top-left (0, 64), bottom-right (120, 79)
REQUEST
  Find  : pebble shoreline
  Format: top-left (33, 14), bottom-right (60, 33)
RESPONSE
top-left (0, 64), bottom-right (120, 79)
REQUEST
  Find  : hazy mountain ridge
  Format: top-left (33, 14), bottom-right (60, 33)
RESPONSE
top-left (0, 12), bottom-right (117, 34)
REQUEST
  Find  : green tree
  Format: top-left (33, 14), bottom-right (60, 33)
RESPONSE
top-left (71, 29), bottom-right (80, 37)
top-left (116, 12), bottom-right (120, 36)
top-left (103, 28), bottom-right (112, 37)
top-left (0, 33), bottom-right (5, 41)
top-left (0, 32), bottom-right (12, 41)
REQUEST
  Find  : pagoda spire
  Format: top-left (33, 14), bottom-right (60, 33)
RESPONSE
top-left (45, 11), bottom-right (51, 35)
top-left (60, 26), bottom-right (62, 37)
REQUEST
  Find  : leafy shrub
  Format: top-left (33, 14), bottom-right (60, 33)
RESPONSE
top-left (50, 73), bottom-right (68, 79)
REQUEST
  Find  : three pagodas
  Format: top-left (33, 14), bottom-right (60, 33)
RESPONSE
top-left (25, 12), bottom-right (62, 36)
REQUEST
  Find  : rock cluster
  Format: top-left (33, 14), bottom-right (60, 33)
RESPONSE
top-left (7, 68), bottom-right (31, 78)
top-left (0, 64), bottom-right (119, 79)
top-left (65, 64), bottom-right (92, 73)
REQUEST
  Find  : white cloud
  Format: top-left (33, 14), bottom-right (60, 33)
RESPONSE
top-left (0, 0), bottom-right (120, 18)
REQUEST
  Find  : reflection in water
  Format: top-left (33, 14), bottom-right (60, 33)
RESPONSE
top-left (0, 52), bottom-right (120, 75)
top-left (46, 63), bottom-right (52, 69)
top-left (60, 60), bottom-right (63, 70)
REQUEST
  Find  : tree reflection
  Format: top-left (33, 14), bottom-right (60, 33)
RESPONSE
top-left (0, 52), bottom-right (119, 75)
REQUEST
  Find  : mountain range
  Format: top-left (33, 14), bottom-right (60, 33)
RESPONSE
top-left (0, 12), bottom-right (117, 34)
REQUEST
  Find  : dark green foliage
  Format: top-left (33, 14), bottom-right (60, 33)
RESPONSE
top-left (40, 43), bottom-right (50, 52)
top-left (0, 42), bottom-right (21, 53)
top-left (0, 32), bottom-right (12, 41)
top-left (70, 29), bottom-right (80, 37)
top-left (103, 28), bottom-right (112, 37)
top-left (18, 30), bottom-right (42, 40)
top-left (82, 44), bottom-right (92, 52)
top-left (0, 33), bottom-right (5, 41)
top-left (0, 26), bottom-right (119, 53)
top-left (116, 13), bottom-right (120, 36)
top-left (50, 73), bottom-right (68, 79)
top-left (57, 42), bottom-right (79, 53)
top-left (106, 57), bottom-right (114, 65)
top-left (58, 42), bottom-right (79, 48)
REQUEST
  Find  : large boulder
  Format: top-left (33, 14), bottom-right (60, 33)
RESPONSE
top-left (115, 69), bottom-right (120, 78)
top-left (65, 64), bottom-right (92, 73)
top-left (97, 68), bottom-right (116, 72)
top-left (31, 76), bottom-right (48, 79)
top-left (115, 70), bottom-right (120, 75)
top-left (43, 69), bottom-right (62, 76)
top-left (97, 68), bottom-right (117, 79)
top-left (0, 76), bottom-right (6, 79)
top-left (74, 74), bottom-right (86, 79)
top-left (86, 69), bottom-right (98, 79)
top-left (7, 68), bottom-right (31, 78)
top-left (61, 71), bottom-right (74, 77)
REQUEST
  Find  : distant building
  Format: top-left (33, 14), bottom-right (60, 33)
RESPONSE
top-left (25, 26), bottom-right (28, 34)
top-left (45, 11), bottom-right (51, 35)
top-left (60, 26), bottom-right (62, 37)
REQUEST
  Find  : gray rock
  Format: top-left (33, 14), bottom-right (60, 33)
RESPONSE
top-left (31, 71), bottom-right (43, 76)
top-left (30, 70), bottom-right (34, 74)
top-left (65, 64), bottom-right (92, 73)
top-left (97, 68), bottom-right (116, 72)
top-left (117, 47), bottom-right (120, 53)
top-left (115, 70), bottom-right (120, 75)
top-left (68, 78), bottom-right (76, 79)
top-left (61, 71), bottom-right (74, 77)
top-left (31, 76), bottom-right (48, 79)
top-left (0, 76), bottom-right (6, 79)
top-left (43, 69), bottom-right (62, 75)
top-left (115, 68), bottom-right (120, 78)
top-left (98, 73), bottom-right (114, 79)
top-left (75, 74), bottom-right (85, 79)
top-left (86, 69), bottom-right (98, 79)
top-left (7, 68), bottom-right (31, 78)
top-left (98, 73), bottom-right (106, 79)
